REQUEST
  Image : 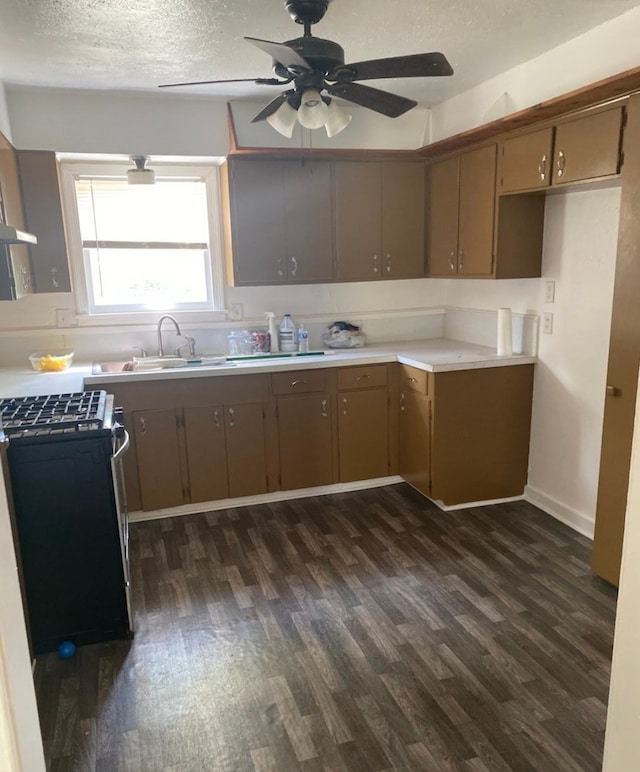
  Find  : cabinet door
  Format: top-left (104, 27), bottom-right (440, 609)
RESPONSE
top-left (283, 160), bottom-right (333, 282)
top-left (0, 132), bottom-right (33, 299)
top-left (224, 402), bottom-right (268, 498)
top-left (335, 162), bottom-right (382, 281)
top-left (458, 144), bottom-right (496, 277)
top-left (382, 162), bottom-right (426, 278)
top-left (498, 127), bottom-right (553, 193)
top-left (184, 405), bottom-right (229, 504)
top-left (17, 150), bottom-right (71, 293)
top-left (427, 156), bottom-right (459, 277)
top-left (229, 160), bottom-right (286, 284)
top-left (398, 389), bottom-right (431, 496)
top-left (277, 394), bottom-right (333, 490)
top-left (338, 388), bottom-right (389, 482)
top-left (133, 409), bottom-right (185, 511)
top-left (553, 107), bottom-right (623, 185)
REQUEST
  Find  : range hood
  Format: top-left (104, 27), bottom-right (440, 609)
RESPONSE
top-left (0, 224), bottom-right (37, 245)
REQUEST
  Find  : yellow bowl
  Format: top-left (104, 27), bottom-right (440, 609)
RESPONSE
top-left (29, 352), bottom-right (74, 372)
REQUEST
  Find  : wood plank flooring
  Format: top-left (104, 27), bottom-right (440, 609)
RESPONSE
top-left (34, 484), bottom-right (617, 771)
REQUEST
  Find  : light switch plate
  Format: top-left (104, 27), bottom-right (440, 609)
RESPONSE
top-left (544, 281), bottom-right (555, 303)
top-left (229, 303), bottom-right (243, 321)
top-left (55, 308), bottom-right (76, 328)
top-left (543, 312), bottom-right (554, 334)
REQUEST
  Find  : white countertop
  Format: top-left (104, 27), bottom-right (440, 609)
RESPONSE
top-left (0, 339), bottom-right (536, 397)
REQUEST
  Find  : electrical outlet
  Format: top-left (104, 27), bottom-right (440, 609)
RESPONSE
top-left (544, 280), bottom-right (555, 303)
top-left (55, 308), bottom-right (76, 328)
top-left (229, 303), bottom-right (243, 321)
top-left (543, 312), bottom-right (554, 334)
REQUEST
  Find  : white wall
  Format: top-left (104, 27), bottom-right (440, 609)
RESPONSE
top-left (0, 81), bottom-right (11, 140)
top-left (603, 370), bottom-right (640, 770)
top-left (431, 6), bottom-right (640, 140)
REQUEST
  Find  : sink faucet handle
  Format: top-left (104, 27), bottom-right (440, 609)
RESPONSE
top-left (176, 336), bottom-right (196, 358)
top-left (133, 346), bottom-right (148, 358)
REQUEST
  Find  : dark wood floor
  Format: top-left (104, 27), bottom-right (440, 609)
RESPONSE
top-left (35, 484), bottom-right (617, 771)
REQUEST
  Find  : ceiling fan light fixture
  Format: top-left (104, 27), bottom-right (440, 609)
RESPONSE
top-left (324, 101), bottom-right (352, 137)
top-left (127, 155), bottom-right (155, 185)
top-left (266, 100), bottom-right (299, 138)
top-left (297, 88), bottom-right (329, 129)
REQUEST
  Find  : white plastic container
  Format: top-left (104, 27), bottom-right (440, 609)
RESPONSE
top-left (266, 311), bottom-right (279, 353)
top-left (279, 313), bottom-right (297, 352)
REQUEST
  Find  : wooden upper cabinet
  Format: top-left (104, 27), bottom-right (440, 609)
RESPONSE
top-left (336, 160), bottom-right (427, 281)
top-left (17, 150), bottom-right (71, 293)
top-left (552, 106), bottom-right (624, 185)
top-left (381, 162), bottom-right (425, 278)
top-left (498, 127), bottom-right (554, 193)
top-left (225, 159), bottom-right (286, 285)
top-left (428, 145), bottom-right (496, 277)
top-left (0, 132), bottom-right (33, 300)
top-left (282, 160), bottom-right (333, 282)
top-left (335, 161), bottom-right (382, 281)
top-left (224, 158), bottom-right (334, 285)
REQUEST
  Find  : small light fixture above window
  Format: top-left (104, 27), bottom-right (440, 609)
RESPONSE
top-left (127, 155), bottom-right (156, 185)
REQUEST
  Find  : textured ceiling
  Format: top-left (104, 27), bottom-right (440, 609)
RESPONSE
top-left (0, 0), bottom-right (638, 105)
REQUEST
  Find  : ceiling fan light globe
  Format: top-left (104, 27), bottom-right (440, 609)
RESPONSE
top-left (324, 102), bottom-right (352, 137)
top-left (297, 88), bottom-right (329, 129)
top-left (266, 100), bottom-right (298, 137)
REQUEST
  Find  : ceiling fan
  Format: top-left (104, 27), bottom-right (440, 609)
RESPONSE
top-left (159, 0), bottom-right (453, 137)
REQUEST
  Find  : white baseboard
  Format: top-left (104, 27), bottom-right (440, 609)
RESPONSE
top-left (129, 475), bottom-right (404, 522)
top-left (431, 494), bottom-right (524, 512)
top-left (524, 485), bottom-right (595, 539)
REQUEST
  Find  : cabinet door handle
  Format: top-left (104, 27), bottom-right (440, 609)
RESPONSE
top-left (342, 397), bottom-right (348, 416)
top-left (386, 253), bottom-right (392, 273)
top-left (20, 266), bottom-right (30, 292)
top-left (449, 250), bottom-right (455, 271)
top-left (51, 267), bottom-right (60, 288)
top-left (291, 379), bottom-right (307, 387)
top-left (606, 385), bottom-right (620, 397)
top-left (556, 149), bottom-right (566, 178)
top-left (139, 416), bottom-right (146, 435)
top-left (538, 153), bottom-right (547, 181)
top-left (400, 392), bottom-right (405, 411)
top-left (355, 374), bottom-right (370, 381)
top-left (291, 256), bottom-right (298, 277)
top-left (373, 254), bottom-right (379, 273)
top-left (213, 409), bottom-right (220, 428)
top-left (458, 248), bottom-right (464, 271)
top-left (321, 399), bottom-right (328, 417)
top-left (228, 407), bottom-right (235, 427)
top-left (409, 377), bottom-right (418, 383)
top-left (277, 256), bottom-right (284, 277)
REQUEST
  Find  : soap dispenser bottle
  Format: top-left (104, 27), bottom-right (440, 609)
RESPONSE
top-left (266, 311), bottom-right (279, 353)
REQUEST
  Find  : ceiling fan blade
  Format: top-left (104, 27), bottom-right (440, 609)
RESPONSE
top-left (329, 52), bottom-right (453, 82)
top-left (326, 82), bottom-right (417, 118)
top-left (245, 37), bottom-right (311, 73)
top-left (159, 77), bottom-right (277, 88)
top-left (251, 94), bottom-right (290, 123)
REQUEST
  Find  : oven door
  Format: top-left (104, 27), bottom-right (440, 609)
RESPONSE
top-left (111, 428), bottom-right (133, 631)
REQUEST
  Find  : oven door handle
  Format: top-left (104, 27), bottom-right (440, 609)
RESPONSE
top-left (113, 429), bottom-right (130, 461)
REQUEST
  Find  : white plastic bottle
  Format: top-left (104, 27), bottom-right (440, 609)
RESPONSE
top-left (265, 311), bottom-right (279, 353)
top-left (279, 313), bottom-right (297, 352)
top-left (297, 324), bottom-right (309, 353)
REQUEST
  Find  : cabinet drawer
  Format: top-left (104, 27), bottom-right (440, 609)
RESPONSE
top-left (271, 369), bottom-right (326, 395)
top-left (399, 364), bottom-right (429, 394)
top-left (338, 365), bottom-right (388, 390)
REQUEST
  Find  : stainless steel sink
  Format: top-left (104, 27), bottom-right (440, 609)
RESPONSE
top-left (92, 355), bottom-right (230, 375)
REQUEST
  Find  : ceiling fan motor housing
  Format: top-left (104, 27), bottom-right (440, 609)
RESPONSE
top-left (285, 0), bottom-right (330, 26)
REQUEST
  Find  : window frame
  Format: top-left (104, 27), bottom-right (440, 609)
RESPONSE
top-left (59, 158), bottom-right (228, 326)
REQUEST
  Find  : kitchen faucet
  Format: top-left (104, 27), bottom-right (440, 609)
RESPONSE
top-left (157, 314), bottom-right (182, 356)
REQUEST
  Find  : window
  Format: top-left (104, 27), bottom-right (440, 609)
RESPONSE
top-left (60, 159), bottom-right (225, 320)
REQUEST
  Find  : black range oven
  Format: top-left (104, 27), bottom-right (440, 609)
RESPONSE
top-left (0, 391), bottom-right (132, 655)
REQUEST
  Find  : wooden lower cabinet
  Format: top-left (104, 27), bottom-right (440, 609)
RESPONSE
top-left (338, 388), bottom-right (389, 482)
top-left (398, 389), bottom-right (431, 497)
top-left (224, 402), bottom-right (268, 498)
top-left (277, 394), bottom-right (333, 490)
top-left (132, 409), bottom-right (186, 511)
top-left (183, 405), bottom-right (228, 503)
